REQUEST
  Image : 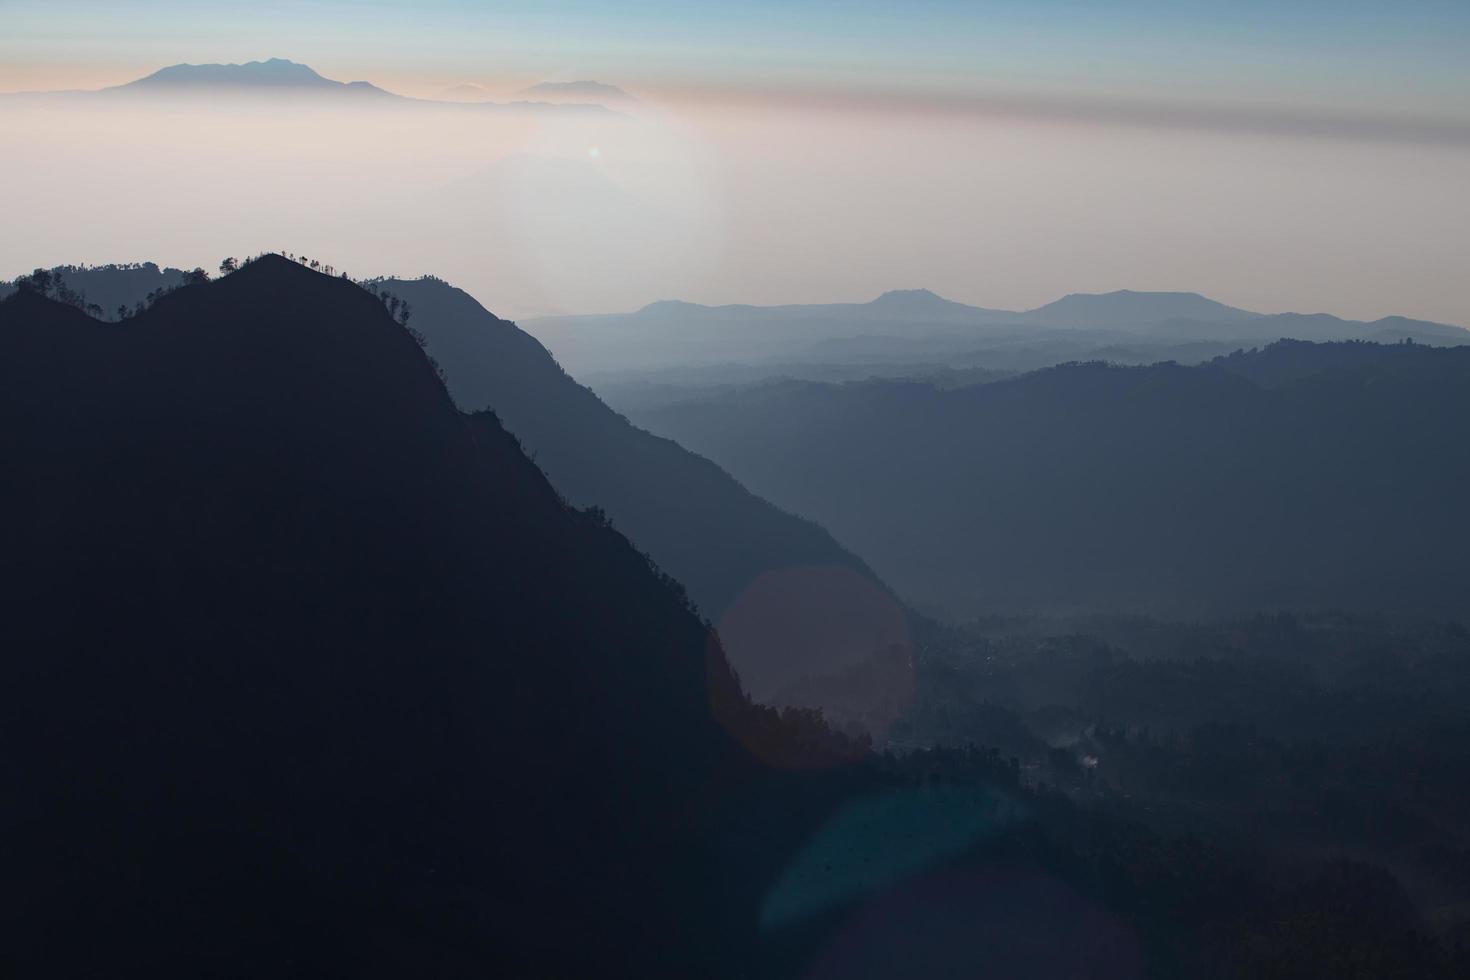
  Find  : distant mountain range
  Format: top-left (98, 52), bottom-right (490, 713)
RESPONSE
top-left (113, 57), bottom-right (392, 96)
top-left (10, 255), bottom-right (1409, 978)
top-left (8, 255), bottom-right (1375, 980)
top-left (528, 287), bottom-right (1469, 377)
top-left (2, 58), bottom-right (617, 113)
top-left (621, 339), bottom-right (1470, 621)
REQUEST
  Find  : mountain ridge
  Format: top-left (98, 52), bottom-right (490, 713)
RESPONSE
top-left (5, 259), bottom-right (906, 696)
top-left (115, 57), bottom-right (387, 94)
top-left (620, 338), bottom-right (1470, 621)
top-left (372, 273), bottom-right (904, 696)
top-left (1021, 288), bottom-right (1260, 326)
top-left (562, 286), bottom-right (1464, 332)
top-left (0, 252), bottom-right (860, 976)
top-left (529, 286), bottom-right (1466, 376)
top-left (2, 58), bottom-right (616, 113)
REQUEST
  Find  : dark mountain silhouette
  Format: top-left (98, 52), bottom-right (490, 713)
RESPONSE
top-left (0, 262), bottom-right (896, 692)
top-left (623, 340), bottom-right (1470, 621)
top-left (5, 259), bottom-right (1463, 978)
top-left (0, 262), bottom-right (188, 316)
top-left (372, 275), bottom-right (900, 697)
top-left (0, 255), bottom-right (822, 976)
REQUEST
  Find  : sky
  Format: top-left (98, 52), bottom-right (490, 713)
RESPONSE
top-left (6, 1), bottom-right (1470, 116)
top-left (2, 1), bottom-right (1468, 324)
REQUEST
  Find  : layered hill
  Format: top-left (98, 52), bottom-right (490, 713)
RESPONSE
top-left (528, 288), bottom-right (1467, 378)
top-left (2, 258), bottom-right (1457, 978)
top-left (0, 256), bottom-right (787, 976)
top-left (2, 58), bottom-right (614, 114)
top-left (0, 262), bottom-right (188, 316)
top-left (622, 340), bottom-right (1470, 621)
top-left (373, 276), bottom-right (902, 696)
top-left (3, 261), bottom-right (903, 696)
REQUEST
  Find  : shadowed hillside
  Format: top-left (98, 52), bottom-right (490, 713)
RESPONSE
top-left (1, 261), bottom-right (905, 697)
top-left (373, 275), bottom-right (901, 697)
top-left (0, 262), bottom-right (188, 318)
top-left (623, 341), bottom-right (1470, 620)
top-left (5, 257), bottom-right (1466, 978)
top-left (0, 255), bottom-right (814, 976)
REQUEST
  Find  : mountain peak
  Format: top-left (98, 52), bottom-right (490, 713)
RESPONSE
top-left (1028, 289), bottom-right (1258, 326)
top-left (114, 58), bottom-right (390, 97)
top-left (865, 288), bottom-right (982, 317)
top-left (636, 299), bottom-right (708, 315)
top-left (234, 252), bottom-right (311, 276)
top-left (127, 58), bottom-right (324, 86)
top-left (871, 288), bottom-right (948, 305)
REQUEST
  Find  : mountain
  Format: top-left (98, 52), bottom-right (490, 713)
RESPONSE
top-left (0, 255), bottom-right (879, 976)
top-left (3, 260), bottom-right (1459, 977)
top-left (0, 263), bottom-right (188, 317)
top-left (110, 57), bottom-right (392, 97)
top-left (525, 289), bottom-right (1013, 375)
top-left (1, 262), bottom-right (899, 695)
top-left (527, 287), bottom-right (1467, 379)
top-left (2, 59), bottom-right (614, 113)
top-left (866, 287), bottom-right (986, 318)
top-left (621, 340), bottom-right (1470, 621)
top-left (1019, 289), bottom-right (1258, 327)
top-left (372, 275), bottom-right (900, 697)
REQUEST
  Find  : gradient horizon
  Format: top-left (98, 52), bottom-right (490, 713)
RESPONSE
top-left (6, 2), bottom-right (1470, 115)
top-left (3, 1), bottom-right (1468, 326)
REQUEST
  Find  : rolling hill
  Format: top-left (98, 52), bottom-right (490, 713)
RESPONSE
top-left (621, 340), bottom-right (1470, 621)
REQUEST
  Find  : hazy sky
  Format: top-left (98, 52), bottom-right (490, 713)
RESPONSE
top-left (6, 2), bottom-right (1470, 115)
top-left (3, 1), bottom-right (1468, 324)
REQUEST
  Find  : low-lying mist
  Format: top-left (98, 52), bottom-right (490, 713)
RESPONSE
top-left (3, 87), bottom-right (1469, 330)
